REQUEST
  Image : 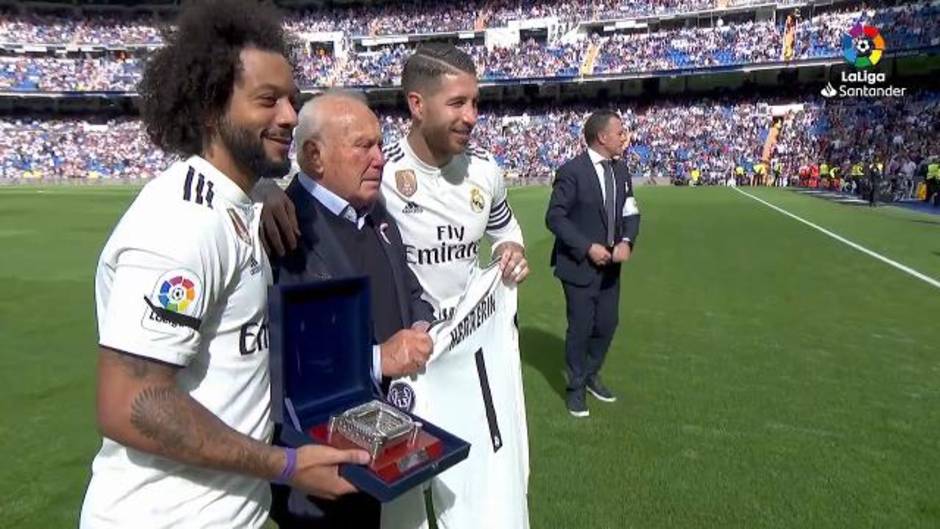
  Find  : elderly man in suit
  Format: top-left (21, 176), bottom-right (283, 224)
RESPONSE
top-left (546, 110), bottom-right (641, 418)
top-left (268, 89), bottom-right (434, 528)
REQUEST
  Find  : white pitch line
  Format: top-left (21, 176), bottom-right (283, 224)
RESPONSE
top-left (734, 187), bottom-right (940, 291)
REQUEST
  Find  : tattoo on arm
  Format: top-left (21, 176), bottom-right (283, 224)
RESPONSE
top-left (130, 385), bottom-right (196, 455)
top-left (102, 348), bottom-right (281, 479)
top-left (128, 381), bottom-right (279, 479)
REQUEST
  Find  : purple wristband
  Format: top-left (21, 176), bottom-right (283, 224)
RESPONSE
top-left (275, 447), bottom-right (297, 484)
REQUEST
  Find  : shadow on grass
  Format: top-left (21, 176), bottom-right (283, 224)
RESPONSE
top-left (520, 326), bottom-right (566, 402)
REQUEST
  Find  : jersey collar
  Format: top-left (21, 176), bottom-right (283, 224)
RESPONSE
top-left (401, 136), bottom-right (444, 175)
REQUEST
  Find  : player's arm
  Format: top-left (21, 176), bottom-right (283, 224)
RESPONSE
top-left (96, 348), bottom-right (367, 499)
top-left (487, 163), bottom-right (528, 283)
top-left (96, 347), bottom-right (284, 479)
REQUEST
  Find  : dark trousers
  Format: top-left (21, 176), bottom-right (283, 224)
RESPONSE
top-left (562, 270), bottom-right (621, 393)
top-left (270, 483), bottom-right (380, 529)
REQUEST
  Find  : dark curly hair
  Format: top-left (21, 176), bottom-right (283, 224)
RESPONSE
top-left (138, 0), bottom-right (293, 157)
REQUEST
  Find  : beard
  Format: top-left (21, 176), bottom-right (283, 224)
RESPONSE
top-left (217, 115), bottom-right (291, 180)
top-left (427, 120), bottom-right (469, 158)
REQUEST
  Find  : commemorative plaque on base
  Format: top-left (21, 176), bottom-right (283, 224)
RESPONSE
top-left (268, 276), bottom-right (469, 502)
top-left (309, 400), bottom-right (445, 483)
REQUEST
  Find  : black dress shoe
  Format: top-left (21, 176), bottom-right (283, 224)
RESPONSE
top-left (587, 377), bottom-right (617, 403)
top-left (566, 390), bottom-right (589, 418)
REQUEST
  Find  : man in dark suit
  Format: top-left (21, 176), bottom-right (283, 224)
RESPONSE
top-left (267, 90), bottom-right (434, 528)
top-left (545, 110), bottom-right (641, 418)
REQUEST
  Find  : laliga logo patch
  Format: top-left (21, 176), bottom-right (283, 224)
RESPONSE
top-left (142, 270), bottom-right (203, 333)
top-left (159, 274), bottom-right (198, 313)
top-left (470, 186), bottom-right (485, 214)
top-left (396, 169), bottom-right (418, 197)
top-left (387, 381), bottom-right (416, 412)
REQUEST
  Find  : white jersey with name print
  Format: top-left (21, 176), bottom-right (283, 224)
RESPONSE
top-left (81, 156), bottom-right (273, 529)
top-left (380, 137), bottom-right (524, 315)
top-left (382, 263), bottom-right (529, 529)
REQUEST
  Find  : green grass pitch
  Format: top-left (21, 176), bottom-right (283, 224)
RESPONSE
top-left (1, 184), bottom-right (938, 528)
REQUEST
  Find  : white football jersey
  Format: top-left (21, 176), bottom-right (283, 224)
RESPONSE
top-left (380, 138), bottom-right (524, 316)
top-left (81, 156), bottom-right (274, 529)
top-left (383, 263), bottom-right (529, 529)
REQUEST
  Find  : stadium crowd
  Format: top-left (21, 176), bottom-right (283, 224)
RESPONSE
top-left (0, 55), bottom-right (141, 92)
top-left (0, 11), bottom-right (162, 45)
top-left (1, 0), bottom-right (715, 44)
top-left (0, 118), bottom-right (169, 180)
top-left (4, 91), bottom-right (936, 192)
top-left (2, 1), bottom-right (936, 91)
top-left (1, 0), bottom-right (938, 200)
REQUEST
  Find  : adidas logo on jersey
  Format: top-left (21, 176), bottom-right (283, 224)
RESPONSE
top-left (402, 201), bottom-right (424, 214)
top-left (248, 254), bottom-right (262, 275)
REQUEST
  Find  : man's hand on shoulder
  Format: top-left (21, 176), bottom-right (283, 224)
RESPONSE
top-left (254, 181), bottom-right (299, 258)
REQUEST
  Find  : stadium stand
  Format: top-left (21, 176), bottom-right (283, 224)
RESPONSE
top-left (1, 2), bottom-right (937, 89)
top-left (0, 0), bottom-right (938, 193)
top-left (4, 91), bottom-right (937, 185)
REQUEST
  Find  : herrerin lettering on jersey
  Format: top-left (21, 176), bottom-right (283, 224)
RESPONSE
top-left (396, 169), bottom-right (418, 197)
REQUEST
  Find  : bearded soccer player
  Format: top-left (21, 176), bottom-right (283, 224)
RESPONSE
top-left (80, 2), bottom-right (369, 527)
top-left (262, 47), bottom-right (528, 306)
top-left (380, 43), bottom-right (529, 529)
top-left (261, 43), bottom-right (530, 528)
top-left (379, 44), bottom-right (527, 313)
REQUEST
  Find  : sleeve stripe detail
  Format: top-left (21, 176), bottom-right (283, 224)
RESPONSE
top-left (488, 207), bottom-right (511, 225)
top-left (183, 166), bottom-right (194, 201)
top-left (205, 181), bottom-right (215, 209)
top-left (487, 215), bottom-right (513, 231)
top-left (487, 204), bottom-right (515, 230)
top-left (195, 173), bottom-right (206, 205)
top-left (182, 166), bottom-right (213, 210)
top-left (488, 200), bottom-right (509, 218)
